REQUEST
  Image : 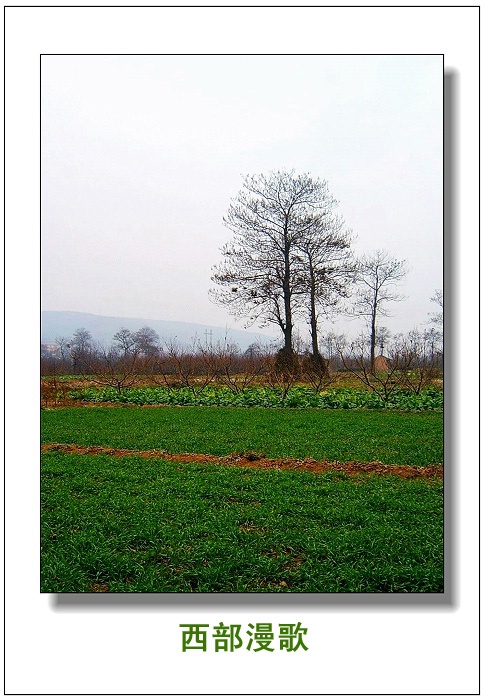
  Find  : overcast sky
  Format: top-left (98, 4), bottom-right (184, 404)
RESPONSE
top-left (41, 54), bottom-right (443, 342)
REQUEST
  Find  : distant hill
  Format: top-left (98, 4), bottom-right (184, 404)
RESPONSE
top-left (41, 310), bottom-right (277, 351)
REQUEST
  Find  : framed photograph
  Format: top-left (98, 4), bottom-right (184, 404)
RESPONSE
top-left (6, 6), bottom-right (479, 695)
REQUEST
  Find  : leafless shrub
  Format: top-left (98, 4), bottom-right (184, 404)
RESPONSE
top-left (339, 329), bottom-right (442, 401)
top-left (300, 352), bottom-right (334, 393)
top-left (80, 343), bottom-right (148, 394)
top-left (263, 348), bottom-right (302, 400)
top-left (152, 339), bottom-right (215, 395)
top-left (199, 339), bottom-right (269, 393)
top-left (391, 329), bottom-right (443, 394)
top-left (338, 333), bottom-right (403, 403)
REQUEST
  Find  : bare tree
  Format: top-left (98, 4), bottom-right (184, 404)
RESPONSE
top-left (69, 327), bottom-right (93, 374)
top-left (112, 328), bottom-right (136, 356)
top-left (210, 169), bottom-right (343, 363)
top-left (428, 289), bottom-right (443, 327)
top-left (55, 336), bottom-right (72, 365)
top-left (375, 326), bottom-right (391, 356)
top-left (133, 326), bottom-right (160, 356)
top-left (295, 213), bottom-right (354, 365)
top-left (319, 331), bottom-right (347, 371)
top-left (350, 250), bottom-right (408, 371)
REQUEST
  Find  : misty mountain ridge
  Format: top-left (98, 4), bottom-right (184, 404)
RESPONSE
top-left (41, 311), bottom-right (276, 351)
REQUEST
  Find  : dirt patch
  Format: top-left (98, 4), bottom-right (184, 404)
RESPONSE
top-left (41, 443), bottom-right (443, 479)
top-left (283, 554), bottom-right (305, 571)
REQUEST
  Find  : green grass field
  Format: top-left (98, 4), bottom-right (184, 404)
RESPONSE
top-left (41, 405), bottom-right (444, 593)
top-left (41, 405), bottom-right (443, 465)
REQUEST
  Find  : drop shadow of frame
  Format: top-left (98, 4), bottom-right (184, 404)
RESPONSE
top-left (51, 68), bottom-right (456, 612)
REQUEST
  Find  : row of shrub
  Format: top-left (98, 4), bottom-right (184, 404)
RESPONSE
top-left (68, 385), bottom-right (443, 411)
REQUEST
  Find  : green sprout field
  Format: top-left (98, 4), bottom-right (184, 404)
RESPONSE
top-left (41, 402), bottom-right (444, 593)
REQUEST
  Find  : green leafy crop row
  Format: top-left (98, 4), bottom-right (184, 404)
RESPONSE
top-left (69, 385), bottom-right (443, 411)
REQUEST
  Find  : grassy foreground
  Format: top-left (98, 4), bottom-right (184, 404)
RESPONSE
top-left (41, 405), bottom-right (443, 593)
top-left (41, 452), bottom-right (443, 593)
top-left (41, 405), bottom-right (443, 466)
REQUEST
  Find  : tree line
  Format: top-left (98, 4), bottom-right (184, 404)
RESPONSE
top-left (41, 168), bottom-right (443, 391)
top-left (41, 320), bottom-right (442, 405)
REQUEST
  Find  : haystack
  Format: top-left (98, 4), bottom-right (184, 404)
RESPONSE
top-left (374, 355), bottom-right (390, 371)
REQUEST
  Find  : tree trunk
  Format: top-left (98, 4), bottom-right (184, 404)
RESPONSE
top-left (282, 229), bottom-right (293, 353)
top-left (308, 259), bottom-right (319, 358)
top-left (370, 293), bottom-right (377, 372)
top-left (283, 322), bottom-right (293, 353)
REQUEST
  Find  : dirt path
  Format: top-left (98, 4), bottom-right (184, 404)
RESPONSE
top-left (41, 443), bottom-right (443, 479)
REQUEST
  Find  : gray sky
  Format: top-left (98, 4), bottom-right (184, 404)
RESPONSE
top-left (41, 54), bottom-right (443, 342)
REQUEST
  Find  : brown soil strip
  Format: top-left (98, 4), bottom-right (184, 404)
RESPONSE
top-left (41, 443), bottom-right (443, 479)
